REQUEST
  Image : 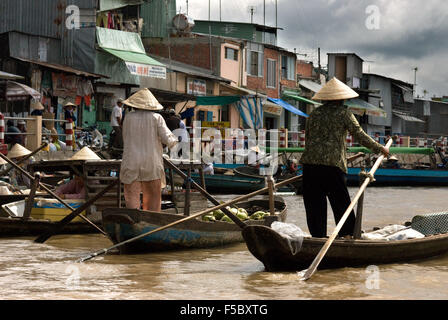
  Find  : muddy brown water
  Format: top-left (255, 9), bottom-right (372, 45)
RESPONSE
top-left (1, 187), bottom-right (447, 300)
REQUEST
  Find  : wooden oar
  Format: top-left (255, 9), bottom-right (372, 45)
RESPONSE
top-left (299, 140), bottom-right (393, 281)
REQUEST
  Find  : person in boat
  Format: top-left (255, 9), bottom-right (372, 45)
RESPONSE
top-left (54, 147), bottom-right (101, 199)
top-left (7, 144), bottom-right (34, 188)
top-left (120, 89), bottom-right (178, 212)
top-left (55, 175), bottom-right (85, 200)
top-left (383, 155), bottom-right (401, 169)
top-left (300, 77), bottom-right (390, 239)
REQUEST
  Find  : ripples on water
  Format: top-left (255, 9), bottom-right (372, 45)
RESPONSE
top-left (0, 187), bottom-right (447, 300)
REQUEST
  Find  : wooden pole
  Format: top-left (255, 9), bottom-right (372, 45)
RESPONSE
top-left (353, 170), bottom-right (367, 239)
top-left (300, 140), bottom-right (392, 281)
top-left (267, 175), bottom-right (275, 215)
top-left (22, 173), bottom-right (41, 220)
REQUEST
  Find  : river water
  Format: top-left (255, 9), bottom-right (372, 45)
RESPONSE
top-left (1, 186), bottom-right (447, 300)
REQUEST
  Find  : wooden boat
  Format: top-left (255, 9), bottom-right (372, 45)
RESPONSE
top-left (0, 216), bottom-right (97, 237)
top-left (233, 166), bottom-right (303, 194)
top-left (0, 198), bottom-right (98, 237)
top-left (101, 198), bottom-right (288, 254)
top-left (189, 172), bottom-right (267, 194)
top-left (243, 223), bottom-right (448, 272)
top-left (347, 167), bottom-right (448, 186)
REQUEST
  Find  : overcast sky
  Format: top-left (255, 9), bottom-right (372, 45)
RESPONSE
top-left (177, 0), bottom-right (447, 98)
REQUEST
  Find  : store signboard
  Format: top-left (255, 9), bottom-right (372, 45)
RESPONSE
top-left (187, 78), bottom-right (207, 96)
top-left (125, 62), bottom-right (167, 79)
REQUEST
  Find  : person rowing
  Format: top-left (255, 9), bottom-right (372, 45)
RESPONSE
top-left (300, 77), bottom-right (390, 239)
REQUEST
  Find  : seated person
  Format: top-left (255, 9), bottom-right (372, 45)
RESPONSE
top-left (383, 156), bottom-right (401, 169)
top-left (54, 175), bottom-right (85, 199)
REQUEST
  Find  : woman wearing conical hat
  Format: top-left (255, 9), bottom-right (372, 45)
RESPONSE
top-left (7, 144), bottom-right (34, 188)
top-left (300, 77), bottom-right (390, 239)
top-left (119, 89), bottom-right (178, 212)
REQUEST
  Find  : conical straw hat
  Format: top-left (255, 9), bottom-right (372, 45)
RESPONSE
top-left (0, 156), bottom-right (7, 165)
top-left (8, 144), bottom-right (32, 159)
top-left (31, 101), bottom-right (45, 110)
top-left (64, 102), bottom-right (77, 108)
top-left (122, 88), bottom-right (163, 111)
top-left (312, 77), bottom-right (359, 101)
top-left (70, 147), bottom-right (101, 161)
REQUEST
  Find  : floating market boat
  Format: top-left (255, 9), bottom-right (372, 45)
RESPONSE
top-left (101, 198), bottom-right (287, 254)
top-left (266, 146), bottom-right (448, 187)
top-left (0, 198), bottom-right (98, 237)
top-left (243, 212), bottom-right (448, 271)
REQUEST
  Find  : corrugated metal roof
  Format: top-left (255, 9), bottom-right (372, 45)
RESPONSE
top-left (0, 0), bottom-right (97, 39)
top-left (393, 111), bottom-right (425, 123)
top-left (299, 80), bottom-right (323, 93)
top-left (14, 57), bottom-right (107, 78)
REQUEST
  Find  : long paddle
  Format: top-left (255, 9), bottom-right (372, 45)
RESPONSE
top-left (79, 153), bottom-right (366, 263)
top-left (0, 152), bottom-right (108, 239)
top-left (299, 140), bottom-right (393, 281)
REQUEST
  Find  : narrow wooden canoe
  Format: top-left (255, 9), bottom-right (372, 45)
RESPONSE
top-left (0, 216), bottom-right (98, 237)
top-left (101, 198), bottom-right (288, 254)
top-left (242, 225), bottom-right (448, 271)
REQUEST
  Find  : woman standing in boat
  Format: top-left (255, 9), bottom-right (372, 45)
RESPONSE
top-left (300, 77), bottom-right (390, 239)
top-left (120, 89), bottom-right (178, 212)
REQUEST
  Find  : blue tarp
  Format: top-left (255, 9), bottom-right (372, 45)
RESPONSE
top-left (236, 96), bottom-right (264, 129)
top-left (267, 97), bottom-right (309, 118)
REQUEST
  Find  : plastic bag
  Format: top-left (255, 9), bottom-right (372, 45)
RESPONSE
top-left (362, 225), bottom-right (425, 241)
top-left (271, 222), bottom-right (310, 255)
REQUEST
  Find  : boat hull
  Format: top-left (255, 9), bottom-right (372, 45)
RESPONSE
top-left (347, 168), bottom-right (448, 186)
top-left (243, 225), bottom-right (448, 271)
top-left (102, 198), bottom-right (287, 254)
top-left (0, 217), bottom-right (98, 237)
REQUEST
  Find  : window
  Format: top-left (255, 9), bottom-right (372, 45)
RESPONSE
top-left (281, 55), bottom-right (295, 81)
top-left (267, 59), bottom-right (277, 88)
top-left (250, 51), bottom-right (259, 76)
top-left (246, 42), bottom-right (264, 77)
top-left (225, 47), bottom-right (238, 61)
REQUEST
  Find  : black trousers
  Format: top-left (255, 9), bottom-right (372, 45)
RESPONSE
top-left (302, 165), bottom-right (356, 238)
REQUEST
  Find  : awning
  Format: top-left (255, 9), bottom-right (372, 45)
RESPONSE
top-left (236, 96), bottom-right (264, 129)
top-left (298, 80), bottom-right (323, 93)
top-left (345, 98), bottom-right (387, 118)
top-left (196, 96), bottom-right (241, 106)
top-left (393, 111), bottom-right (425, 123)
top-left (98, 0), bottom-right (144, 12)
top-left (267, 97), bottom-right (309, 118)
top-left (13, 57), bottom-right (106, 78)
top-left (0, 71), bottom-right (24, 80)
top-left (1, 81), bottom-right (41, 101)
top-left (220, 83), bottom-right (267, 99)
top-left (96, 27), bottom-right (166, 79)
top-left (282, 92), bottom-right (322, 105)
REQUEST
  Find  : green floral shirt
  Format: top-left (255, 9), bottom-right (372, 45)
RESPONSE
top-left (300, 102), bottom-right (383, 173)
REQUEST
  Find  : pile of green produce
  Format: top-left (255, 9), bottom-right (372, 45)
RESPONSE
top-left (202, 206), bottom-right (271, 223)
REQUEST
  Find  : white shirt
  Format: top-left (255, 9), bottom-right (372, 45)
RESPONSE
top-left (110, 105), bottom-right (123, 127)
top-left (120, 110), bottom-right (178, 186)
